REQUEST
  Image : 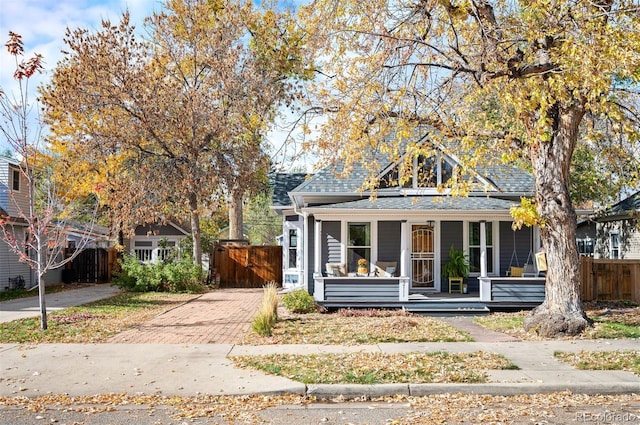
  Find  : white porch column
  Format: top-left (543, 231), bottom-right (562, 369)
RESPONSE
top-left (400, 220), bottom-right (408, 277)
top-left (480, 220), bottom-right (487, 278)
top-left (302, 213), bottom-right (309, 291)
top-left (314, 219), bottom-right (322, 275)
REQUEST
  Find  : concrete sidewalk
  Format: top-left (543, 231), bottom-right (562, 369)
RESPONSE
top-left (0, 285), bottom-right (638, 398)
top-left (0, 339), bottom-right (638, 398)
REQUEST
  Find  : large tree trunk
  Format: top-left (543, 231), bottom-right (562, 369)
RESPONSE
top-left (228, 184), bottom-right (244, 240)
top-left (523, 103), bottom-right (591, 337)
top-left (188, 193), bottom-right (202, 267)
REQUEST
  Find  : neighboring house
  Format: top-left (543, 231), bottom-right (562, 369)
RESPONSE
top-left (592, 191), bottom-right (640, 259)
top-left (127, 221), bottom-right (190, 263)
top-left (274, 135), bottom-right (544, 307)
top-left (0, 156), bottom-right (34, 289)
top-left (271, 172), bottom-right (310, 288)
top-left (576, 218), bottom-right (596, 257)
top-left (1, 156), bottom-right (113, 288)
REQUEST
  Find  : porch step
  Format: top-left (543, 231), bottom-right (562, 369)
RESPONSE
top-left (317, 300), bottom-right (490, 316)
top-left (407, 301), bottom-right (490, 316)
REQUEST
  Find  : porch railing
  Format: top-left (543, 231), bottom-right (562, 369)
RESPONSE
top-left (478, 277), bottom-right (545, 302)
top-left (313, 275), bottom-right (410, 302)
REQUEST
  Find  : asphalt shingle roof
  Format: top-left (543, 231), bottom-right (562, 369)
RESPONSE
top-left (604, 191), bottom-right (640, 217)
top-left (270, 173), bottom-right (310, 206)
top-left (310, 196), bottom-right (518, 211)
top-left (292, 162), bottom-right (534, 195)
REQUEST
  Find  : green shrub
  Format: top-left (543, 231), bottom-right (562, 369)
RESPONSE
top-left (113, 255), bottom-right (206, 293)
top-left (282, 289), bottom-right (316, 313)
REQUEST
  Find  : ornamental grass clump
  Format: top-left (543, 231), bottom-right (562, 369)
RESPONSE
top-left (252, 282), bottom-right (279, 336)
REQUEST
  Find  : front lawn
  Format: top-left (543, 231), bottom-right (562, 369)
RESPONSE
top-left (232, 351), bottom-right (517, 384)
top-left (474, 302), bottom-right (640, 340)
top-left (0, 292), bottom-right (199, 343)
top-left (242, 309), bottom-right (473, 345)
top-left (554, 350), bottom-right (640, 376)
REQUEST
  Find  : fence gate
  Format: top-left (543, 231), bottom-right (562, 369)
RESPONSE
top-left (65, 248), bottom-right (111, 284)
top-left (212, 245), bottom-right (282, 288)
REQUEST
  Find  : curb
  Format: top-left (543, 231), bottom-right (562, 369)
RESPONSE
top-left (303, 382), bottom-right (640, 398)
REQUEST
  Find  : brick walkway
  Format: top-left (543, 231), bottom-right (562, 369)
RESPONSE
top-left (108, 289), bottom-right (264, 344)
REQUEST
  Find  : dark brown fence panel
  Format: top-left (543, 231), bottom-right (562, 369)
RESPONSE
top-left (213, 245), bottom-right (282, 288)
top-left (64, 248), bottom-right (111, 283)
top-left (580, 257), bottom-right (640, 302)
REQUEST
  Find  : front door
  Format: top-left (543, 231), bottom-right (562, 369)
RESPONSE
top-left (411, 224), bottom-right (435, 290)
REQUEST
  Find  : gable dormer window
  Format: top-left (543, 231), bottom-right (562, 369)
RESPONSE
top-left (379, 153), bottom-right (455, 190)
top-left (11, 168), bottom-right (20, 192)
top-left (411, 154), bottom-right (454, 188)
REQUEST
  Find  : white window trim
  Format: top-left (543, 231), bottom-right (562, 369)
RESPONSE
top-left (609, 231), bottom-right (620, 259)
top-left (464, 220), bottom-right (498, 276)
top-left (11, 168), bottom-right (21, 192)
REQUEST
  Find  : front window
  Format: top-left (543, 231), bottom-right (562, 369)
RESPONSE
top-left (610, 232), bottom-right (620, 259)
top-left (288, 229), bottom-right (298, 268)
top-left (11, 168), bottom-right (20, 191)
top-left (469, 222), bottom-right (493, 274)
top-left (347, 222), bottom-right (371, 273)
top-left (577, 238), bottom-right (594, 257)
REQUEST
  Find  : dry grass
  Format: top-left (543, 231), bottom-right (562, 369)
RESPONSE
top-left (232, 350), bottom-right (517, 384)
top-left (474, 301), bottom-right (640, 341)
top-left (242, 309), bottom-right (472, 345)
top-left (0, 292), bottom-right (199, 343)
top-left (555, 350), bottom-right (640, 376)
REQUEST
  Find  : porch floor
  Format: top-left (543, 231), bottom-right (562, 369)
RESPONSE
top-left (319, 291), bottom-right (540, 316)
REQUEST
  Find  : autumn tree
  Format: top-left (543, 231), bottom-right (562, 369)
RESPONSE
top-left (301, 0), bottom-right (640, 336)
top-left (42, 0), bottom-right (308, 264)
top-left (0, 33), bottom-right (100, 330)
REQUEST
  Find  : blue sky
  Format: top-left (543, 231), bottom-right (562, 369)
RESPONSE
top-left (0, 0), bottom-right (159, 152)
top-left (0, 0), bottom-right (159, 93)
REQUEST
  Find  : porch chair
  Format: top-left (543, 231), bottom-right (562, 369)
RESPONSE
top-left (522, 251), bottom-right (539, 277)
top-left (374, 261), bottom-right (397, 277)
top-left (509, 266), bottom-right (525, 277)
top-left (325, 263), bottom-right (347, 277)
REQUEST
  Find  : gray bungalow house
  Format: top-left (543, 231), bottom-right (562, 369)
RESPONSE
top-left (275, 136), bottom-right (545, 311)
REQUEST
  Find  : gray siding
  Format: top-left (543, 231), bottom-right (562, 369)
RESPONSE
top-left (0, 162), bottom-right (8, 212)
top-left (324, 279), bottom-right (399, 302)
top-left (322, 221), bottom-right (342, 266)
top-left (377, 221), bottom-right (401, 264)
top-left (440, 221), bottom-right (463, 260)
top-left (499, 222), bottom-right (533, 276)
top-left (1, 229), bottom-right (34, 291)
top-left (491, 279), bottom-right (545, 302)
top-left (0, 162), bottom-right (30, 217)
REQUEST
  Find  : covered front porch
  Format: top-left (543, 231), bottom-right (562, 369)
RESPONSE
top-left (313, 274), bottom-right (545, 315)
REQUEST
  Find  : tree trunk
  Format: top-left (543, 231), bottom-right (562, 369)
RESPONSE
top-left (37, 244), bottom-right (47, 330)
top-left (228, 184), bottom-right (244, 240)
top-left (523, 103), bottom-right (591, 337)
top-left (188, 193), bottom-right (202, 267)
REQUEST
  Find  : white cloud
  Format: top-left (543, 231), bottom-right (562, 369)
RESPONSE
top-left (0, 0), bottom-right (158, 150)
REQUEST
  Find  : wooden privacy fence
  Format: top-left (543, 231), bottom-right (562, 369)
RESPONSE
top-left (63, 247), bottom-right (119, 284)
top-left (212, 245), bottom-right (282, 288)
top-left (579, 257), bottom-right (640, 302)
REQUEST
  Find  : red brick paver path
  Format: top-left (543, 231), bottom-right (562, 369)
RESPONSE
top-left (108, 289), bottom-right (263, 344)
